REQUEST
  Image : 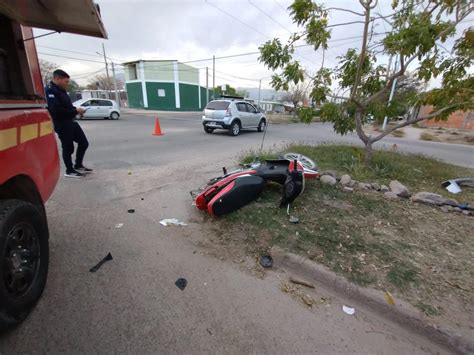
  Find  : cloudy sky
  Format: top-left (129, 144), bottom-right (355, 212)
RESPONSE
top-left (33, 0), bottom-right (470, 90)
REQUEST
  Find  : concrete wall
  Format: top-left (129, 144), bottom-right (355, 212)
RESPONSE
top-left (144, 61), bottom-right (174, 81)
top-left (419, 106), bottom-right (474, 130)
top-left (126, 82), bottom-right (144, 108)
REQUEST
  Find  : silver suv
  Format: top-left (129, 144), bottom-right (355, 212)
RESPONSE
top-left (202, 99), bottom-right (266, 136)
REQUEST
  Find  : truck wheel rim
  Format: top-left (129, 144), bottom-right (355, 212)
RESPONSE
top-left (3, 222), bottom-right (40, 297)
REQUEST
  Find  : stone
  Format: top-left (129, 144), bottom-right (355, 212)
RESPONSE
top-left (348, 179), bottom-right (357, 187)
top-left (462, 210), bottom-right (472, 216)
top-left (320, 170), bottom-right (337, 179)
top-left (384, 191), bottom-right (399, 200)
top-left (320, 175), bottom-right (337, 186)
top-left (410, 192), bottom-right (458, 206)
top-left (389, 180), bottom-right (410, 198)
top-left (440, 206), bottom-right (449, 213)
top-left (371, 182), bottom-right (381, 191)
top-left (343, 186), bottom-right (354, 193)
top-left (446, 205), bottom-right (454, 211)
top-left (357, 182), bottom-right (372, 190)
top-left (340, 174), bottom-right (352, 186)
top-left (454, 207), bottom-right (462, 212)
top-left (380, 185), bottom-right (389, 192)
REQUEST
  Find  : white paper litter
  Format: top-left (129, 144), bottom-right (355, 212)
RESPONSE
top-left (114, 223), bottom-right (124, 229)
top-left (342, 305), bottom-right (355, 315)
top-left (159, 218), bottom-right (187, 226)
top-left (446, 181), bottom-right (462, 194)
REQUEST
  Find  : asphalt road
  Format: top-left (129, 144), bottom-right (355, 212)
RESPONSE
top-left (1, 112), bottom-right (471, 353)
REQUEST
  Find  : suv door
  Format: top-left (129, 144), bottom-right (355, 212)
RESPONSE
top-left (246, 103), bottom-right (260, 126)
top-left (236, 102), bottom-right (249, 127)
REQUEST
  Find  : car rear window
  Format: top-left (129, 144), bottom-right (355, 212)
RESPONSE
top-left (206, 101), bottom-right (230, 110)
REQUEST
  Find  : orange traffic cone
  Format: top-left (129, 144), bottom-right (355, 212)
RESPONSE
top-left (153, 117), bottom-right (163, 136)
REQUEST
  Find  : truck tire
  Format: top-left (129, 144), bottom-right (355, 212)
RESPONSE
top-left (0, 199), bottom-right (49, 332)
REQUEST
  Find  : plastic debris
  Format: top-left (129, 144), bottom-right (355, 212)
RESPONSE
top-left (128, 209), bottom-right (135, 213)
top-left (289, 216), bottom-right (300, 224)
top-left (442, 178), bottom-right (474, 194)
top-left (384, 291), bottom-right (396, 306)
top-left (90, 253), bottom-right (113, 273)
top-left (160, 218), bottom-right (187, 226)
top-left (289, 276), bottom-right (315, 289)
top-left (342, 305), bottom-right (355, 315)
top-left (259, 255), bottom-right (273, 268)
top-left (114, 223), bottom-right (124, 229)
top-left (175, 278), bottom-right (187, 290)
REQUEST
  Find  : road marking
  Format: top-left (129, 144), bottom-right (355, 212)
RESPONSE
top-left (20, 123), bottom-right (39, 144)
top-left (0, 127), bottom-right (17, 151)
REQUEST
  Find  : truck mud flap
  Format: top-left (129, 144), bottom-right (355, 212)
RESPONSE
top-left (208, 175), bottom-right (265, 216)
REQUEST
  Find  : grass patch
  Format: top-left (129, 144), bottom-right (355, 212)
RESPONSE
top-left (391, 129), bottom-right (406, 138)
top-left (214, 144), bottom-right (474, 316)
top-left (419, 132), bottom-right (437, 141)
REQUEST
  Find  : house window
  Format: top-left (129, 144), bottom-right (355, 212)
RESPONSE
top-left (158, 89), bottom-right (165, 97)
top-left (129, 64), bottom-right (137, 80)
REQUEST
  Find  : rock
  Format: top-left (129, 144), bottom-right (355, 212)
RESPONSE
top-left (380, 185), bottom-right (389, 192)
top-left (462, 210), bottom-right (472, 216)
top-left (320, 170), bottom-right (337, 179)
top-left (446, 205), bottom-right (454, 211)
top-left (389, 180), bottom-right (410, 198)
top-left (357, 182), bottom-right (372, 190)
top-left (384, 191), bottom-right (399, 200)
top-left (343, 186), bottom-right (354, 193)
top-left (410, 192), bottom-right (458, 206)
top-left (371, 182), bottom-right (381, 191)
top-left (340, 174), bottom-right (352, 186)
top-left (440, 206), bottom-right (449, 213)
top-left (320, 175), bottom-right (337, 186)
top-left (348, 179), bottom-right (357, 187)
top-left (454, 207), bottom-right (462, 212)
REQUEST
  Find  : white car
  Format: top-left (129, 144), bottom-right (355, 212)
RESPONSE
top-left (73, 98), bottom-right (120, 120)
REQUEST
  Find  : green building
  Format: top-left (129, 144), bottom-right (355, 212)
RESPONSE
top-left (123, 60), bottom-right (211, 111)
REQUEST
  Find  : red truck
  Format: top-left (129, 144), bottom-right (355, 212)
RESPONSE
top-left (0, 0), bottom-right (107, 330)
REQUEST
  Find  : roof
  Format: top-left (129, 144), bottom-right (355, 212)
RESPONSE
top-left (122, 59), bottom-right (178, 65)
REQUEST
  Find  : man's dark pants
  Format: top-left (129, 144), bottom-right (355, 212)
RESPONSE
top-left (54, 120), bottom-right (89, 172)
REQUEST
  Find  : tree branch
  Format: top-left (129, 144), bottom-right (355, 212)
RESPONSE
top-left (326, 7), bottom-right (365, 16)
top-left (350, 2), bottom-right (372, 99)
top-left (371, 104), bottom-right (466, 143)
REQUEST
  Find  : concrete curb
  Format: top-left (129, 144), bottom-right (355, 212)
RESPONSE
top-left (270, 247), bottom-right (473, 355)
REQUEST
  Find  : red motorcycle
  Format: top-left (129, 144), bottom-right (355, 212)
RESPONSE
top-left (195, 155), bottom-right (319, 216)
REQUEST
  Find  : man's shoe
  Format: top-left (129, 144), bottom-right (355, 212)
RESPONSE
top-left (64, 170), bottom-right (85, 178)
top-left (74, 165), bottom-right (93, 173)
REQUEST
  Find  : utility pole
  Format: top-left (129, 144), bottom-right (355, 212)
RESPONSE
top-left (212, 55), bottom-right (215, 100)
top-left (102, 43), bottom-right (111, 98)
top-left (382, 57), bottom-right (398, 130)
top-left (111, 62), bottom-right (120, 107)
top-left (206, 66), bottom-right (209, 103)
top-left (257, 79), bottom-right (262, 107)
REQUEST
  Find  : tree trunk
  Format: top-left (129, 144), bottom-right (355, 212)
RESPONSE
top-left (364, 139), bottom-right (373, 167)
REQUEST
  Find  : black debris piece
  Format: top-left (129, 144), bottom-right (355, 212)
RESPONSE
top-left (128, 209), bottom-right (135, 213)
top-left (90, 253), bottom-right (113, 273)
top-left (175, 278), bottom-right (187, 290)
top-left (260, 255), bottom-right (273, 268)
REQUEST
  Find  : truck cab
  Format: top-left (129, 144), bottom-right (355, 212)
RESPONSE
top-left (0, 0), bottom-right (106, 331)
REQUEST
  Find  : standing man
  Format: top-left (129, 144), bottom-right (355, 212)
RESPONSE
top-left (46, 69), bottom-right (92, 178)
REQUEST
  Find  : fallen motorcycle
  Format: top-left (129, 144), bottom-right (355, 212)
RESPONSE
top-left (194, 156), bottom-right (320, 216)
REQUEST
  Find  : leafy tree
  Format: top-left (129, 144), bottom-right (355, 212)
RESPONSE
top-left (213, 84), bottom-right (246, 97)
top-left (86, 73), bottom-right (123, 90)
top-left (39, 59), bottom-right (57, 86)
top-left (259, 0), bottom-right (473, 165)
top-left (281, 81), bottom-right (311, 109)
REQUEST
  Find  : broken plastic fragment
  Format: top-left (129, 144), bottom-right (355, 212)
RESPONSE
top-left (115, 223), bottom-right (124, 229)
top-left (342, 305), bottom-right (355, 315)
top-left (160, 218), bottom-right (187, 226)
top-left (90, 253), bottom-right (113, 273)
top-left (259, 255), bottom-right (273, 268)
top-left (175, 278), bottom-right (187, 290)
top-left (384, 291), bottom-right (396, 306)
top-left (128, 209), bottom-right (135, 213)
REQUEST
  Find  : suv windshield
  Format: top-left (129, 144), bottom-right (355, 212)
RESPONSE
top-left (206, 101), bottom-right (230, 110)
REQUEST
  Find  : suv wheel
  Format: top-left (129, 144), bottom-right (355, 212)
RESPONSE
top-left (229, 121), bottom-right (241, 136)
top-left (257, 119), bottom-right (266, 132)
top-left (0, 200), bottom-right (49, 332)
top-left (204, 126), bottom-right (215, 134)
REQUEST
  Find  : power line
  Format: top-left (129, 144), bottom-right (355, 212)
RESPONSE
top-left (249, 0), bottom-right (293, 34)
top-left (38, 52), bottom-right (104, 64)
top-left (37, 45), bottom-right (123, 63)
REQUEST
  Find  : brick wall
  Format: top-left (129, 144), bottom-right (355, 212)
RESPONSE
top-left (418, 106), bottom-right (474, 130)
